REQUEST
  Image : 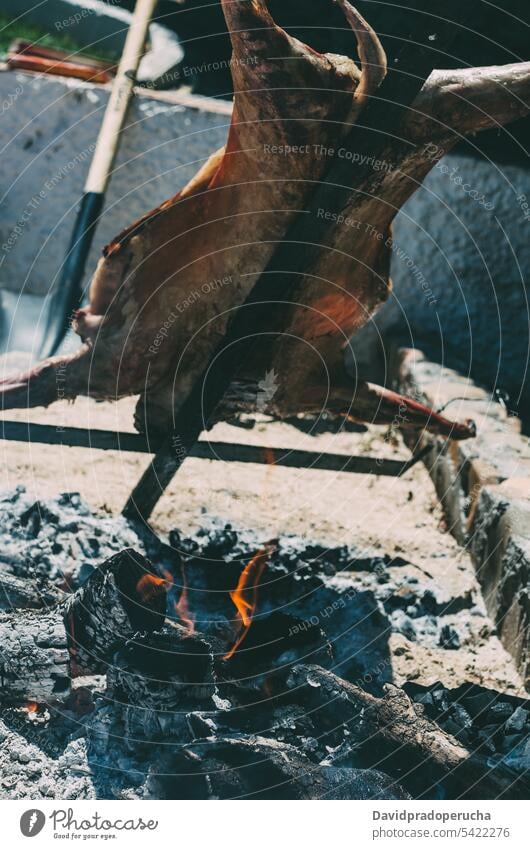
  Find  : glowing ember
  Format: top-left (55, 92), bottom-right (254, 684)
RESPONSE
top-left (223, 544), bottom-right (274, 660)
top-left (263, 447), bottom-right (276, 466)
top-left (25, 702), bottom-right (38, 714)
top-left (175, 563), bottom-right (195, 634)
top-left (136, 573), bottom-right (167, 604)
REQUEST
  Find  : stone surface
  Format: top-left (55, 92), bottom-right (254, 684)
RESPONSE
top-left (354, 150), bottom-right (530, 417)
top-left (0, 70), bottom-right (230, 311)
top-left (470, 485), bottom-right (530, 689)
top-left (395, 347), bottom-right (530, 685)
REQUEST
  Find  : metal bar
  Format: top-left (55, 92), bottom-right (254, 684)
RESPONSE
top-left (0, 420), bottom-right (148, 452)
top-left (0, 419), bottom-right (430, 476)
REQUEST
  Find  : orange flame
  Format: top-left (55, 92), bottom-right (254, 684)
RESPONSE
top-left (25, 702), bottom-right (38, 714)
top-left (175, 563), bottom-right (195, 634)
top-left (223, 545), bottom-right (273, 660)
top-left (263, 447), bottom-right (276, 466)
top-left (136, 573), bottom-right (167, 605)
top-left (136, 567), bottom-right (196, 634)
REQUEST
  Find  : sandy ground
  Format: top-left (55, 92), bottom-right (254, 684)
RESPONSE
top-left (2, 392), bottom-right (454, 547)
top-left (0, 392), bottom-right (525, 695)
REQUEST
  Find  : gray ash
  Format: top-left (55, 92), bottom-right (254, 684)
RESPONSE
top-left (0, 493), bottom-right (527, 800)
top-left (0, 487), bottom-right (144, 590)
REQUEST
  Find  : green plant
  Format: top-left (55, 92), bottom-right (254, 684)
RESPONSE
top-left (0, 13), bottom-right (118, 62)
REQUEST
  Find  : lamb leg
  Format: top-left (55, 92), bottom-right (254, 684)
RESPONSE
top-left (219, 374), bottom-right (476, 440)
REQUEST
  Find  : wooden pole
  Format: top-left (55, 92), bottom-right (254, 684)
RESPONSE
top-left (40, 0), bottom-right (158, 358)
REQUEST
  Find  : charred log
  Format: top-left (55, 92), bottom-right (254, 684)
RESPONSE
top-left (286, 664), bottom-right (530, 799)
top-left (108, 626), bottom-right (217, 743)
top-left (0, 549), bottom-right (166, 704)
top-left (147, 736), bottom-right (411, 800)
top-left (0, 608), bottom-right (71, 704)
top-left (0, 570), bottom-right (62, 611)
top-left (63, 549), bottom-right (167, 675)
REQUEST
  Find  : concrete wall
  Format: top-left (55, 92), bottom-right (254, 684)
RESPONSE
top-left (0, 71), bottom-right (230, 301)
top-left (381, 153), bottom-right (530, 416)
top-left (395, 348), bottom-right (530, 686)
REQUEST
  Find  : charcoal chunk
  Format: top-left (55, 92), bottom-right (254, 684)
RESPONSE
top-left (486, 702), bottom-right (514, 724)
top-left (505, 707), bottom-right (529, 734)
top-left (438, 624), bottom-right (461, 650)
top-left (450, 703), bottom-right (473, 730)
top-left (168, 737), bottom-right (410, 800)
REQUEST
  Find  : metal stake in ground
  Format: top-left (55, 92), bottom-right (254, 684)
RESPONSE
top-left (123, 1), bottom-right (479, 524)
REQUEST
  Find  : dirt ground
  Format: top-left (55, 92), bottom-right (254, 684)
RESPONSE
top-left (0, 392), bottom-right (525, 695)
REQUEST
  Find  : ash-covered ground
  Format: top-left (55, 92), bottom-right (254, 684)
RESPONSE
top-left (0, 487), bottom-right (528, 800)
top-left (0, 486), bottom-right (142, 586)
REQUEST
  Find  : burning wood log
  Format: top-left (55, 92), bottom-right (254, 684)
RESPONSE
top-left (286, 664), bottom-right (530, 799)
top-left (0, 549), bottom-right (166, 704)
top-left (108, 626), bottom-right (217, 743)
top-left (2, 0), bottom-right (527, 448)
top-left (63, 549), bottom-right (167, 674)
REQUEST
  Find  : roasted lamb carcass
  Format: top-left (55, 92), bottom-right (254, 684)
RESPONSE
top-left (2, 1), bottom-right (529, 442)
